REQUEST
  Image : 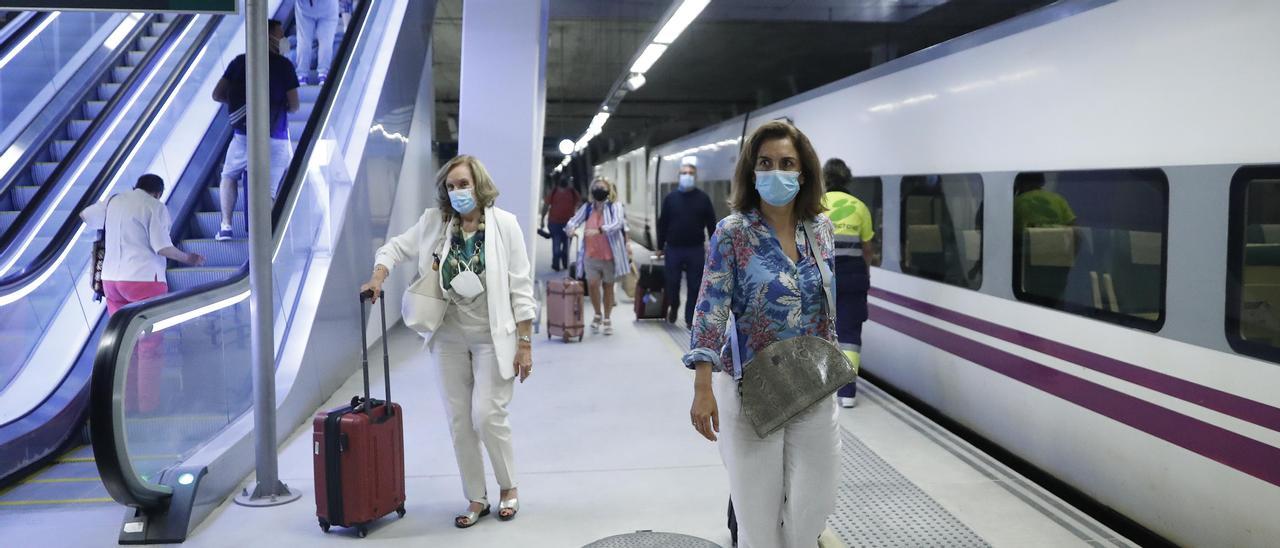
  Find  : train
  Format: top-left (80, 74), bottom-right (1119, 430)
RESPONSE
top-left (589, 1), bottom-right (1280, 546)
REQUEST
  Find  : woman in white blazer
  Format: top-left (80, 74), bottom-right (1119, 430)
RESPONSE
top-left (361, 155), bottom-right (536, 528)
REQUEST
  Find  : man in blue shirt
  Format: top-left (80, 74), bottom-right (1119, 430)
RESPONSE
top-left (657, 158), bottom-right (718, 327)
top-left (212, 19), bottom-right (301, 241)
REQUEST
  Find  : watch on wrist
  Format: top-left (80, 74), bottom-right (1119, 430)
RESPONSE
top-left (518, 335), bottom-right (532, 344)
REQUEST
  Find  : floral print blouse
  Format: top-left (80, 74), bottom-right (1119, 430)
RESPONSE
top-left (683, 209), bottom-right (837, 378)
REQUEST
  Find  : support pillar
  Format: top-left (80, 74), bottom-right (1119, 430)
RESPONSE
top-left (236, 0), bottom-right (299, 508)
top-left (457, 0), bottom-right (549, 253)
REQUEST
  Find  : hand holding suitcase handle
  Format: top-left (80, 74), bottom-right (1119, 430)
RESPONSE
top-left (358, 289), bottom-right (393, 417)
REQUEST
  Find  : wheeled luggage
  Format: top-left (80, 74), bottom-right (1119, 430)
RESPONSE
top-left (547, 277), bottom-right (585, 342)
top-left (633, 263), bottom-right (667, 320)
top-left (313, 290), bottom-right (407, 538)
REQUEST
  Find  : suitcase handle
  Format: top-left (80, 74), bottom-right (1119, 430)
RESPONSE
top-left (359, 290), bottom-right (393, 416)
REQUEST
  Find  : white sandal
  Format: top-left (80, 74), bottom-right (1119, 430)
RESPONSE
top-left (602, 319), bottom-right (613, 335)
top-left (591, 317), bottom-right (602, 334)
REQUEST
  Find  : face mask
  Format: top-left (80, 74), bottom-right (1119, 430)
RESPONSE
top-left (592, 188), bottom-right (608, 201)
top-left (449, 188), bottom-right (477, 215)
top-left (450, 269), bottom-right (484, 299)
top-left (274, 36), bottom-right (289, 57)
top-left (679, 174), bottom-right (695, 191)
top-left (754, 170), bottom-right (801, 207)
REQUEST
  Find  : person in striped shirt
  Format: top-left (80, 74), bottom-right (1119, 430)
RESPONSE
top-left (564, 177), bottom-right (631, 335)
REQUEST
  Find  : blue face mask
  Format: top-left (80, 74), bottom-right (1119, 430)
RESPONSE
top-left (449, 188), bottom-right (477, 215)
top-left (679, 174), bottom-right (695, 191)
top-left (754, 170), bottom-right (800, 206)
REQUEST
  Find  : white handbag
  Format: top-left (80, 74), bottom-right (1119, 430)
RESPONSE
top-left (403, 268), bottom-right (447, 334)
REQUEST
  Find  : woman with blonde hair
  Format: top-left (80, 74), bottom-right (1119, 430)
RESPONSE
top-left (686, 121), bottom-right (841, 547)
top-left (564, 177), bottom-right (630, 335)
top-left (361, 155), bottom-right (535, 528)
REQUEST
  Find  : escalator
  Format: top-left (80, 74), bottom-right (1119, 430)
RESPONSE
top-left (84, 0), bottom-right (434, 541)
top-left (0, 3), bottom-right (289, 498)
top-left (0, 0), bottom-right (386, 523)
top-left (0, 14), bottom-right (179, 239)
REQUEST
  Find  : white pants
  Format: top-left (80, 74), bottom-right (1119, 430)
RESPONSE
top-left (716, 373), bottom-right (840, 548)
top-left (295, 4), bottom-right (339, 78)
top-left (429, 318), bottom-right (517, 504)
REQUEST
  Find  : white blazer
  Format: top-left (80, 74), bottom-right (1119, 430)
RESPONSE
top-left (374, 206), bottom-right (536, 380)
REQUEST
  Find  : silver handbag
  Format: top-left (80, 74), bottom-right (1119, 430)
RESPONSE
top-left (733, 221), bottom-right (855, 438)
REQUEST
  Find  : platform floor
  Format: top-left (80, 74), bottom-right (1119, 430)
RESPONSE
top-left (1, 240), bottom-right (1137, 547)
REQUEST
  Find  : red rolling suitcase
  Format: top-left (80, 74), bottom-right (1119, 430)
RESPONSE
top-left (547, 278), bottom-right (585, 342)
top-left (313, 291), bottom-right (406, 538)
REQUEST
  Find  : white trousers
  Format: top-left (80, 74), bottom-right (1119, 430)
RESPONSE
top-left (716, 373), bottom-right (840, 548)
top-left (429, 318), bottom-right (517, 504)
top-left (295, 7), bottom-right (339, 77)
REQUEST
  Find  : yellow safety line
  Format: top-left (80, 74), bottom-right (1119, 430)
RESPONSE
top-left (0, 498), bottom-right (113, 506)
top-left (55, 457), bottom-right (94, 463)
top-left (23, 477), bottom-right (101, 484)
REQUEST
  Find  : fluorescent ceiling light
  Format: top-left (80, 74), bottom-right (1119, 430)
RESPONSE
top-left (653, 0), bottom-right (710, 45)
top-left (629, 43), bottom-right (668, 74)
top-left (588, 112), bottom-right (610, 133)
top-left (626, 73), bottom-right (646, 91)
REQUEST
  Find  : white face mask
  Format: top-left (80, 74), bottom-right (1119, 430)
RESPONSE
top-left (276, 36), bottom-right (290, 58)
top-left (450, 269), bottom-right (484, 299)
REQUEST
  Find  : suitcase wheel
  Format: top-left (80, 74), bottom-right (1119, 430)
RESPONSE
top-left (356, 525), bottom-right (368, 538)
top-left (318, 518), bottom-right (330, 533)
top-left (396, 504), bottom-right (407, 518)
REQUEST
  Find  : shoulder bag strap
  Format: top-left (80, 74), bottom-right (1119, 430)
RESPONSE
top-left (803, 220), bottom-right (835, 319)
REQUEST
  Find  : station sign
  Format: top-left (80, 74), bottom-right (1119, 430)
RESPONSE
top-left (0, 1), bottom-right (237, 13)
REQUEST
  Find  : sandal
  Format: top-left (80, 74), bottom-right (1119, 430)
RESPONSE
top-left (602, 319), bottom-right (613, 336)
top-left (591, 317), bottom-right (602, 334)
top-left (497, 497), bottom-right (520, 521)
top-left (454, 503), bottom-right (491, 529)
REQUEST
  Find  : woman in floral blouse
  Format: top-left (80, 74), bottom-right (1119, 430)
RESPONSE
top-left (683, 121), bottom-right (838, 548)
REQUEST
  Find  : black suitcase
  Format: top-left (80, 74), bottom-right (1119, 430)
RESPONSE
top-left (633, 263), bottom-right (667, 320)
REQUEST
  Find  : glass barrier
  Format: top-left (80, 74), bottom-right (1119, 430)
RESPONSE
top-left (0, 11), bottom-right (120, 152)
top-left (104, 0), bottom-right (388, 497)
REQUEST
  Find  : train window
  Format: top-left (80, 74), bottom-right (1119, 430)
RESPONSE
top-left (1227, 166), bottom-right (1280, 363)
top-left (900, 174), bottom-right (983, 289)
top-left (1011, 169), bottom-right (1168, 331)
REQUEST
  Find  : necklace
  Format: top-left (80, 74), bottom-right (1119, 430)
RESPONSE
top-left (448, 214), bottom-right (485, 274)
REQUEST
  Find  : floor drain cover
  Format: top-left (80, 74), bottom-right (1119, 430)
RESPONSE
top-left (583, 531), bottom-right (721, 548)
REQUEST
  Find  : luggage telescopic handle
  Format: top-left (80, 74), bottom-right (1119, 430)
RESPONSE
top-left (358, 290), bottom-right (393, 416)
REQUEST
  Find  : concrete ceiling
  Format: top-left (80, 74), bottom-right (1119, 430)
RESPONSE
top-left (431, 0), bottom-right (1056, 166)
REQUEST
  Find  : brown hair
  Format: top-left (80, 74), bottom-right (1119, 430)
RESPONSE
top-left (436, 155), bottom-right (500, 217)
top-left (730, 120), bottom-right (825, 220)
top-left (590, 177), bottom-right (617, 202)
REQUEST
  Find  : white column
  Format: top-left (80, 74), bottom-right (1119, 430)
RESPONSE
top-left (457, 0), bottom-right (549, 254)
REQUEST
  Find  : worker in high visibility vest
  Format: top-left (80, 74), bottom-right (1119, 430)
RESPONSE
top-left (821, 159), bottom-right (876, 408)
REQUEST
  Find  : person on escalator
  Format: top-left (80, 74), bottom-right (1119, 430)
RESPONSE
top-left (295, 0), bottom-right (341, 86)
top-left (212, 18), bottom-right (301, 241)
top-left (80, 174), bottom-right (204, 413)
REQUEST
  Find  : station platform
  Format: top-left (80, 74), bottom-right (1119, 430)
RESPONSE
top-left (0, 240), bottom-right (1138, 548)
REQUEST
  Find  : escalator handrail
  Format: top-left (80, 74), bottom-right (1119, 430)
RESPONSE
top-left (91, 0), bottom-right (374, 511)
top-left (0, 14), bottom-right (172, 268)
top-left (0, 12), bottom-right (43, 57)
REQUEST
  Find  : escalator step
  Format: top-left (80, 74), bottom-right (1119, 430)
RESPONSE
top-left (166, 266), bottom-right (242, 292)
top-left (32, 163), bottom-right (58, 185)
top-left (126, 50), bottom-right (145, 66)
top-left (296, 86), bottom-right (321, 103)
top-left (193, 212), bottom-right (246, 239)
top-left (98, 82), bottom-right (122, 101)
top-left (139, 35), bottom-right (158, 50)
top-left (84, 101), bottom-right (107, 118)
top-left (112, 66), bottom-right (132, 83)
top-left (0, 211), bottom-right (16, 235)
top-left (52, 140), bottom-right (76, 159)
top-left (150, 21), bottom-right (170, 36)
top-left (178, 239), bottom-right (248, 267)
top-left (12, 186), bottom-right (41, 209)
top-left (68, 120), bottom-right (91, 140)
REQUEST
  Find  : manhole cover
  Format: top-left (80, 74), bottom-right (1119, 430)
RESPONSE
top-left (583, 531), bottom-right (721, 548)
